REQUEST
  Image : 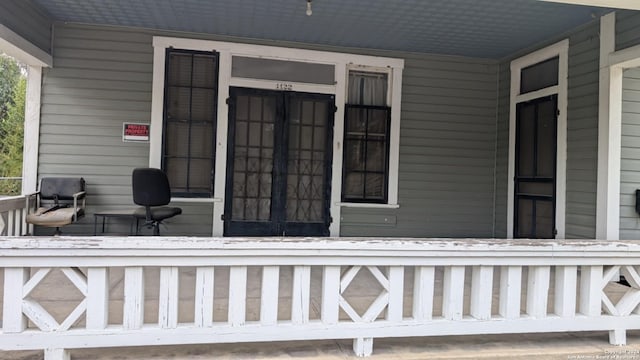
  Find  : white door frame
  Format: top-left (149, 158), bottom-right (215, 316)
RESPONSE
top-left (507, 39), bottom-right (569, 239)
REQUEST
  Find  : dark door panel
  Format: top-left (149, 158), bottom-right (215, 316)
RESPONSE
top-left (225, 88), bottom-right (334, 236)
top-left (514, 95), bottom-right (557, 239)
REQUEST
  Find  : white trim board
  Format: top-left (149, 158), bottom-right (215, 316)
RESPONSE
top-left (151, 37), bottom-right (404, 236)
top-left (507, 39), bottom-right (569, 239)
top-left (0, 24), bottom-right (51, 67)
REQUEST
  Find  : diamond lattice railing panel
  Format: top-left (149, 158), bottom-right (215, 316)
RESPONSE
top-left (21, 267), bottom-right (88, 331)
top-left (339, 266), bottom-right (390, 323)
top-left (602, 266), bottom-right (640, 316)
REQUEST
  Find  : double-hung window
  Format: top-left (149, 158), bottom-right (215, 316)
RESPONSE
top-left (342, 70), bottom-right (391, 203)
top-left (162, 49), bottom-right (219, 197)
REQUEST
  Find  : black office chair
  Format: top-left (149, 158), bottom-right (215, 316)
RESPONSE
top-left (132, 168), bottom-right (182, 235)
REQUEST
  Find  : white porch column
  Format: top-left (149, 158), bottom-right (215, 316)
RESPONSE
top-left (596, 12), bottom-right (619, 240)
top-left (22, 65), bottom-right (42, 194)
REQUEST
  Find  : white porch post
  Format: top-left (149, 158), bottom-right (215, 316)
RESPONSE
top-left (596, 12), bottom-right (619, 240)
top-left (22, 66), bottom-right (42, 195)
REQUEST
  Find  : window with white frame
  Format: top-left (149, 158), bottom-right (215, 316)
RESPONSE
top-left (342, 70), bottom-right (391, 203)
top-left (162, 48), bottom-right (219, 197)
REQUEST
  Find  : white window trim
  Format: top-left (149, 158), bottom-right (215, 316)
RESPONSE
top-left (341, 64), bottom-right (399, 206)
top-left (151, 36), bottom-right (404, 236)
top-left (507, 39), bottom-right (569, 239)
top-left (597, 12), bottom-right (640, 240)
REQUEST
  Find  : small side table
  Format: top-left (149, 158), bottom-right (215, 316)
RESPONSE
top-left (93, 208), bottom-right (139, 235)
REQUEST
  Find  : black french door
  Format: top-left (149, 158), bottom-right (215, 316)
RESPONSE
top-left (514, 95), bottom-right (558, 239)
top-left (224, 87), bottom-right (334, 236)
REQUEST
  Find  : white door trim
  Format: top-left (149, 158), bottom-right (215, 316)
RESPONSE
top-left (507, 39), bottom-right (569, 239)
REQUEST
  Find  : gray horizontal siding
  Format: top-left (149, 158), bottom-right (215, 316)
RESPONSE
top-left (616, 10), bottom-right (640, 51)
top-left (565, 22), bottom-right (599, 239)
top-left (40, 23), bottom-right (500, 237)
top-left (0, 0), bottom-right (52, 53)
top-left (620, 68), bottom-right (640, 240)
top-left (37, 25), bottom-right (158, 235)
top-left (343, 55), bottom-right (497, 237)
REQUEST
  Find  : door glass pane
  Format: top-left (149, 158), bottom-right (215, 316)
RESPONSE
top-left (230, 93), bottom-right (275, 222)
top-left (286, 97), bottom-right (328, 223)
top-left (537, 99), bottom-right (556, 178)
top-left (517, 103), bottom-right (535, 177)
top-left (520, 57), bottom-right (559, 94)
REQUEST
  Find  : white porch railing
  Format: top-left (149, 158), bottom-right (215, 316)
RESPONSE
top-left (0, 195), bottom-right (31, 236)
top-left (1, 237), bottom-right (639, 360)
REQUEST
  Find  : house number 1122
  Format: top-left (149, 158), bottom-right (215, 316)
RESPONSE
top-left (276, 83), bottom-right (293, 91)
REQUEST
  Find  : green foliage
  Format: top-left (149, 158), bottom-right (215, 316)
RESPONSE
top-left (0, 55), bottom-right (25, 195)
top-left (0, 55), bottom-right (22, 120)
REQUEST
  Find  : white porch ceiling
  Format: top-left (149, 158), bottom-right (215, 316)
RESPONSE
top-left (31, 0), bottom-right (615, 59)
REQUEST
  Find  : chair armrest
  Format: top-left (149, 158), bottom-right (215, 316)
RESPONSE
top-left (72, 191), bottom-right (86, 221)
top-left (25, 192), bottom-right (40, 212)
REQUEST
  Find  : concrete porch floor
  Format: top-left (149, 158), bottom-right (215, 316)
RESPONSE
top-left (1, 266), bottom-right (637, 360)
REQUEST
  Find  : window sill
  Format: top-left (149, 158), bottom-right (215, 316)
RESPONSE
top-left (338, 202), bottom-right (399, 209)
top-left (171, 197), bottom-right (222, 203)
